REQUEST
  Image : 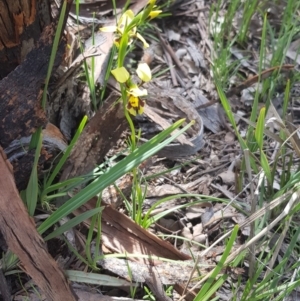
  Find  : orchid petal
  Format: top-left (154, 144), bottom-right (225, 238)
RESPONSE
top-left (136, 63), bottom-right (152, 82)
top-left (136, 33), bottom-right (149, 48)
top-left (100, 26), bottom-right (117, 32)
top-left (111, 67), bottom-right (130, 83)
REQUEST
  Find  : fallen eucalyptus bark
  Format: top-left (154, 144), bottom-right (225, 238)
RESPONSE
top-left (0, 147), bottom-right (77, 301)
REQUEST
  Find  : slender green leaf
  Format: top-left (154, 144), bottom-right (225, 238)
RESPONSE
top-left (44, 116), bottom-right (87, 189)
top-left (216, 82), bottom-right (248, 151)
top-left (66, 270), bottom-right (131, 286)
top-left (44, 207), bottom-right (103, 241)
top-left (255, 107), bottom-right (266, 149)
top-left (86, 196), bottom-right (102, 265)
top-left (260, 151), bottom-right (272, 185)
top-left (43, 177), bottom-right (84, 195)
top-left (194, 225), bottom-right (239, 300)
top-left (26, 130), bottom-right (43, 216)
top-left (41, 0), bottom-right (67, 109)
top-left (143, 195), bottom-right (230, 229)
top-left (29, 129), bottom-right (41, 150)
top-left (201, 274), bottom-right (228, 301)
top-left (118, 30), bottom-right (129, 68)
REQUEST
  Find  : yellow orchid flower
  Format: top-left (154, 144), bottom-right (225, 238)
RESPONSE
top-left (118, 10), bottom-right (135, 35)
top-left (100, 26), bottom-right (118, 33)
top-left (100, 10), bottom-right (134, 34)
top-left (101, 10), bottom-right (136, 47)
top-left (126, 84), bottom-right (147, 116)
top-left (136, 33), bottom-right (149, 48)
top-left (149, 10), bottom-right (162, 19)
top-left (127, 95), bottom-right (145, 116)
top-left (128, 85), bottom-right (148, 97)
top-left (101, 8), bottom-right (152, 48)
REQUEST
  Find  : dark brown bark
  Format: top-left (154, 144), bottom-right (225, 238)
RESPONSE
top-left (60, 93), bottom-right (128, 181)
top-left (0, 0), bottom-right (72, 149)
top-left (0, 24), bottom-right (65, 148)
top-left (0, 148), bottom-right (77, 301)
top-left (0, 0), bottom-right (53, 79)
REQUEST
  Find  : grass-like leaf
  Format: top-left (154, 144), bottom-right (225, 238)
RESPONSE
top-left (44, 116), bottom-right (87, 191)
top-left (44, 207), bottom-right (103, 241)
top-left (142, 194), bottom-right (229, 229)
top-left (260, 151), bottom-right (272, 186)
top-left (194, 225), bottom-right (239, 300)
top-left (26, 129), bottom-right (43, 216)
top-left (41, 0), bottom-right (67, 109)
top-left (255, 107), bottom-right (265, 149)
top-left (66, 270), bottom-right (131, 286)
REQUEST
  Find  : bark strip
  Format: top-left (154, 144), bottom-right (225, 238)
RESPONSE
top-left (0, 147), bottom-right (77, 301)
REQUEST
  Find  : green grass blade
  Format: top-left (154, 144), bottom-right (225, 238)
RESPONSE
top-left (41, 0), bottom-right (67, 109)
top-left (255, 107), bottom-right (265, 149)
top-left (43, 177), bottom-right (85, 195)
top-left (29, 128), bottom-right (41, 150)
top-left (26, 129), bottom-right (43, 216)
top-left (255, 279), bottom-right (300, 301)
top-left (194, 225), bottom-right (239, 300)
top-left (201, 274), bottom-right (228, 301)
top-left (216, 82), bottom-right (248, 150)
top-left (143, 195), bottom-right (225, 228)
top-left (66, 270), bottom-right (131, 286)
top-left (44, 116), bottom-right (87, 189)
top-left (44, 207), bottom-right (103, 241)
top-left (260, 151), bottom-right (272, 185)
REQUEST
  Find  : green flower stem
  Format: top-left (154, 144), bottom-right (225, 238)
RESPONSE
top-left (120, 83), bottom-right (138, 220)
top-left (131, 167), bottom-right (137, 219)
top-left (117, 28), bottom-right (136, 150)
top-left (120, 84), bottom-right (136, 150)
